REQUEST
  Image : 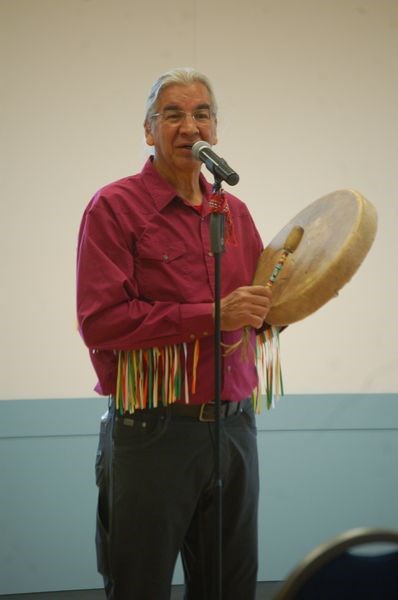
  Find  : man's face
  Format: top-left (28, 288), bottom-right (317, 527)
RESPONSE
top-left (144, 82), bottom-right (218, 179)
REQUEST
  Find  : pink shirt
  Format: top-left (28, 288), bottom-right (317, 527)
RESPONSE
top-left (77, 158), bottom-right (263, 404)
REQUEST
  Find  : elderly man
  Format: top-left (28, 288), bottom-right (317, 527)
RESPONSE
top-left (77, 67), bottom-right (272, 600)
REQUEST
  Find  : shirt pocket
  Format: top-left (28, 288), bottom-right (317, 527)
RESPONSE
top-left (135, 240), bottom-right (191, 300)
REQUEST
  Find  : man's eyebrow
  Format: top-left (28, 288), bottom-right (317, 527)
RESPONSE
top-left (162, 103), bottom-right (211, 111)
top-left (162, 104), bottom-right (180, 111)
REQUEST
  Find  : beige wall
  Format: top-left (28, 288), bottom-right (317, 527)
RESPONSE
top-left (1, 0), bottom-right (397, 399)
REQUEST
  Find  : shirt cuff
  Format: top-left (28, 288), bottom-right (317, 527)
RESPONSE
top-left (179, 303), bottom-right (214, 341)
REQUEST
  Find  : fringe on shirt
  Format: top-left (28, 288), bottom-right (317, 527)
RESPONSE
top-left (115, 328), bottom-right (282, 414)
top-left (251, 327), bottom-right (284, 413)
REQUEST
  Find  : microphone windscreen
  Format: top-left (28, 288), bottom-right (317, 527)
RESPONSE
top-left (192, 140), bottom-right (211, 160)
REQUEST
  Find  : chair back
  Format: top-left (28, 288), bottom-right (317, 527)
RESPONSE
top-left (274, 527), bottom-right (398, 600)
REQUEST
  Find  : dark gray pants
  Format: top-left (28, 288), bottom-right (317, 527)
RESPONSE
top-left (95, 399), bottom-right (259, 600)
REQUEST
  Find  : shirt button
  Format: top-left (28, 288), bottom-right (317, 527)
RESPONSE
top-left (203, 331), bottom-right (208, 336)
top-left (189, 334), bottom-right (196, 340)
top-left (162, 254), bottom-right (169, 261)
top-left (208, 251), bottom-right (213, 257)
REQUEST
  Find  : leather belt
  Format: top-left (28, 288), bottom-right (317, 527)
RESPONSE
top-left (115, 401), bottom-right (242, 423)
top-left (171, 401), bottom-right (241, 422)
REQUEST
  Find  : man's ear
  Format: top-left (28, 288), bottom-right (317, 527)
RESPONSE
top-left (144, 120), bottom-right (154, 146)
top-left (211, 118), bottom-right (218, 146)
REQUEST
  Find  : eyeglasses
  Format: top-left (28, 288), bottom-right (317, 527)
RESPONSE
top-left (150, 108), bottom-right (213, 125)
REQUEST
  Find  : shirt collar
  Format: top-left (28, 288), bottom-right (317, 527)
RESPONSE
top-left (140, 157), bottom-right (213, 212)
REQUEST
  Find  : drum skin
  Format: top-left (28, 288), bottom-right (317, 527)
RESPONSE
top-left (252, 189), bottom-right (378, 325)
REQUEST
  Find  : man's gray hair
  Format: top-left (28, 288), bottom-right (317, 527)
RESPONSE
top-left (144, 67), bottom-right (218, 121)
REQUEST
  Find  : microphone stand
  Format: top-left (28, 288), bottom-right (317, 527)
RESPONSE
top-left (209, 173), bottom-right (224, 600)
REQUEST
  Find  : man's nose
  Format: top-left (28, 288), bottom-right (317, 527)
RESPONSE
top-left (179, 113), bottom-right (200, 132)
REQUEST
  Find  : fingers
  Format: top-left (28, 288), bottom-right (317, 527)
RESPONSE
top-left (219, 285), bottom-right (272, 331)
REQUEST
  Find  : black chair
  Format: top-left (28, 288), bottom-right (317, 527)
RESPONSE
top-left (274, 527), bottom-right (398, 600)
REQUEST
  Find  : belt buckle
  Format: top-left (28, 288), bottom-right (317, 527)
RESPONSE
top-left (199, 402), bottom-right (215, 422)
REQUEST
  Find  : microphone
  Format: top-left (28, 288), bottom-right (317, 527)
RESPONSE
top-left (192, 141), bottom-right (240, 186)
